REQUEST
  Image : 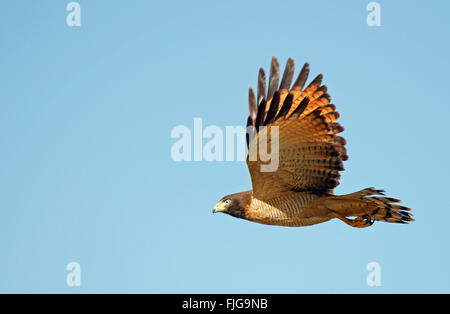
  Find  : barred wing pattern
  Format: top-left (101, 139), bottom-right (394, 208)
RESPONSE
top-left (246, 57), bottom-right (348, 201)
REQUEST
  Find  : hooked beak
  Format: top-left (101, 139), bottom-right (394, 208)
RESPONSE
top-left (212, 202), bottom-right (226, 214)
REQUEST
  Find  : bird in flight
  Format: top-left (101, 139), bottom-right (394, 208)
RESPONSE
top-left (213, 57), bottom-right (413, 228)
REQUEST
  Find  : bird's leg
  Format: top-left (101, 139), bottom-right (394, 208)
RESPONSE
top-left (330, 212), bottom-right (374, 228)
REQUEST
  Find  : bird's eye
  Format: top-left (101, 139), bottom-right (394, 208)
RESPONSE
top-left (224, 199), bottom-right (230, 205)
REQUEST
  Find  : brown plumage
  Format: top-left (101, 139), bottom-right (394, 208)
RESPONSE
top-left (213, 57), bottom-right (413, 228)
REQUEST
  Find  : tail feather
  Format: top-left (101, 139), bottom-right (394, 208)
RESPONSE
top-left (368, 195), bottom-right (413, 223)
top-left (326, 187), bottom-right (414, 225)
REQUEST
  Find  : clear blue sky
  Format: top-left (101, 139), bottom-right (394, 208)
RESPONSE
top-left (1, 0), bottom-right (449, 293)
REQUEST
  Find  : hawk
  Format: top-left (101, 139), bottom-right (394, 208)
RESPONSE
top-left (213, 57), bottom-right (413, 228)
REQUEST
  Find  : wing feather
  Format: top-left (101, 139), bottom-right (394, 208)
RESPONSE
top-left (257, 68), bottom-right (266, 104)
top-left (292, 62), bottom-right (310, 91)
top-left (279, 58), bottom-right (295, 91)
top-left (246, 58), bottom-right (347, 200)
top-left (274, 93), bottom-right (294, 121)
top-left (264, 91), bottom-right (280, 126)
top-left (246, 88), bottom-right (257, 147)
top-left (267, 57), bottom-right (280, 100)
top-left (254, 99), bottom-right (267, 129)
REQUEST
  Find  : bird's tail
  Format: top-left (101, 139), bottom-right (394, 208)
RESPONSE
top-left (324, 187), bottom-right (414, 227)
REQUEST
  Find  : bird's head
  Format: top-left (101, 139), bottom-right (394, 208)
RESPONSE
top-left (212, 191), bottom-right (252, 218)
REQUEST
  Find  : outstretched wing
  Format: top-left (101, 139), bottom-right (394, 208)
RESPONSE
top-left (246, 57), bottom-right (348, 201)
